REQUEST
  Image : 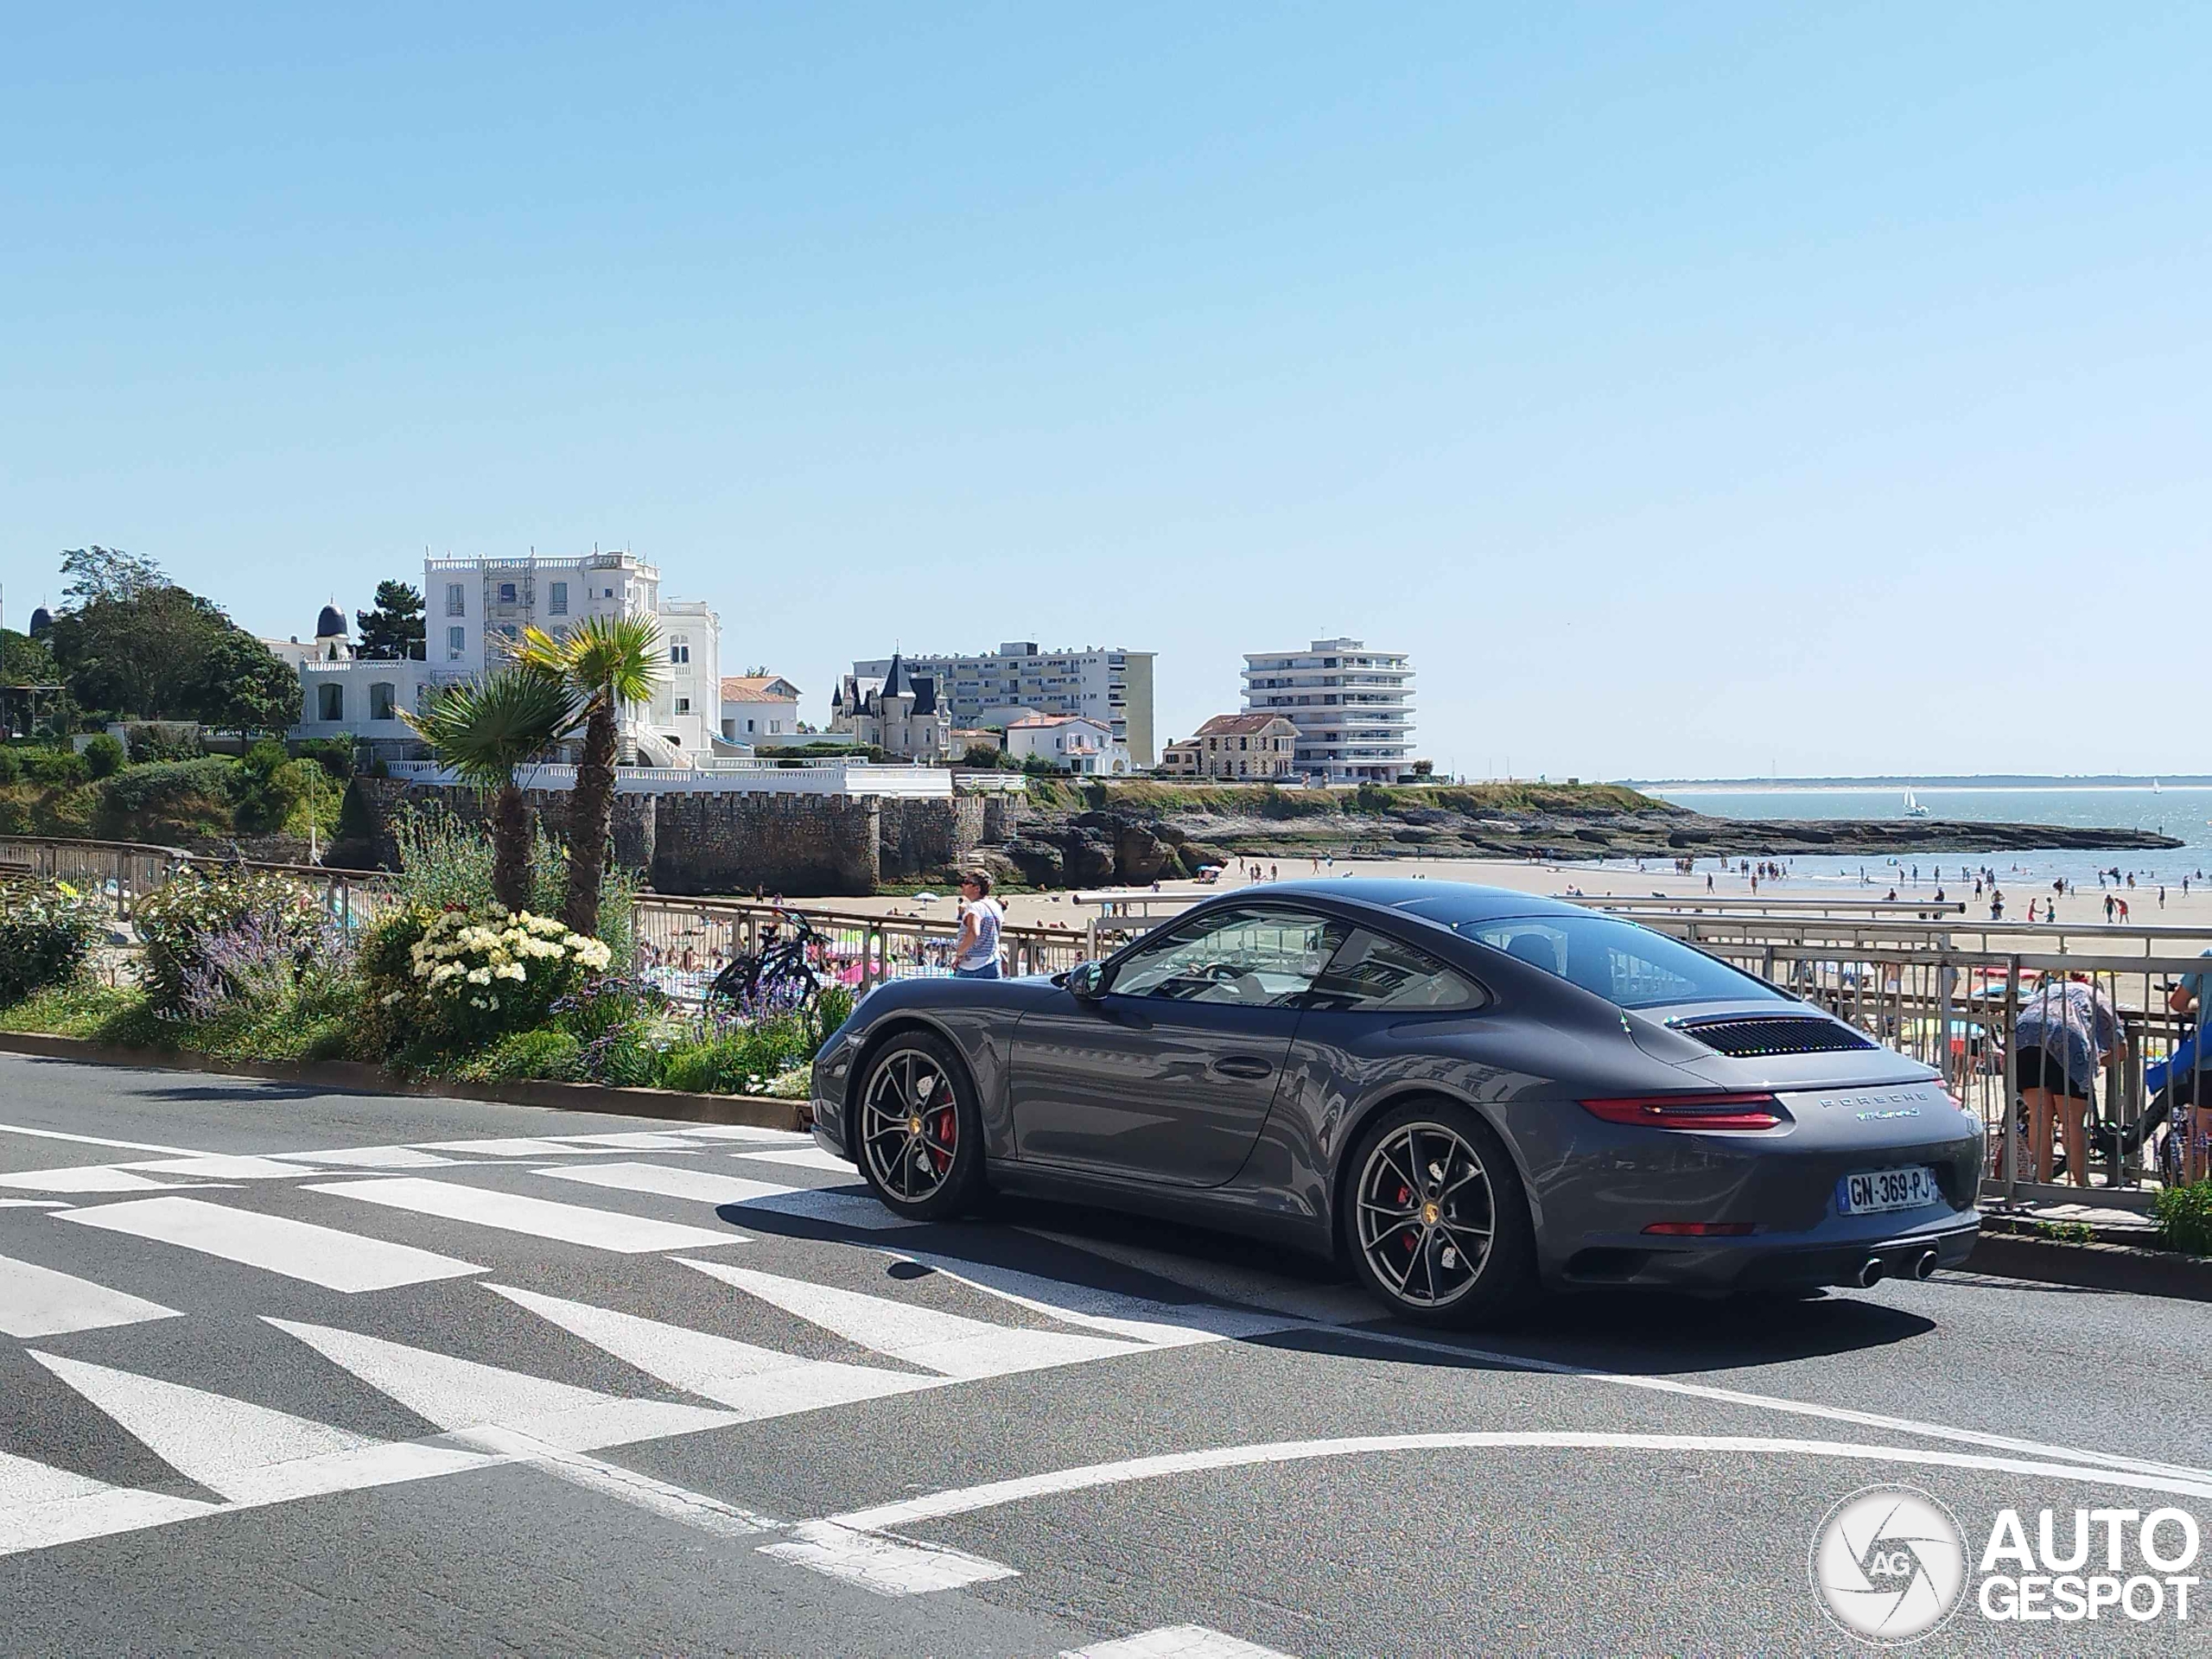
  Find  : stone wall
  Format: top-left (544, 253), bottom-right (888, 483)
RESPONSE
top-left (338, 778), bottom-right (995, 896)
top-left (652, 793), bottom-right (880, 896)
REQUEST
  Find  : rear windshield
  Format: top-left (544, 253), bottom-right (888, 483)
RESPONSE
top-left (1433, 911), bottom-right (1783, 1011)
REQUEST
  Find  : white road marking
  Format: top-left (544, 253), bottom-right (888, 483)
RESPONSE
top-left (0, 1199), bottom-right (68, 1209)
top-left (265, 1317), bottom-right (738, 1452)
top-left (671, 1126), bottom-right (813, 1146)
top-left (758, 1520), bottom-right (1020, 1595)
top-left (0, 1447), bottom-right (218, 1557)
top-left (819, 1432), bottom-right (2212, 1541)
top-left (452, 1423), bottom-right (778, 1536)
top-left (535, 1160), bottom-right (913, 1230)
top-left (413, 1137), bottom-right (610, 1158)
top-left (0, 1118), bottom-right (203, 1156)
top-left (266, 1146), bottom-right (460, 1169)
top-left (307, 1177), bottom-right (741, 1254)
top-left (1025, 1235), bottom-right (2212, 1489)
top-left (0, 1166), bottom-right (184, 1194)
top-left (27, 1351), bottom-right (489, 1506)
top-left (729, 1146), bottom-right (851, 1173)
top-left (486, 1283), bottom-right (939, 1418)
top-left (544, 1132), bottom-right (709, 1151)
top-left (62, 1196), bottom-right (484, 1292)
top-left (885, 1249), bottom-right (1294, 1347)
top-left (679, 1260), bottom-right (1145, 1380)
top-left (1063, 1628), bottom-right (1299, 1659)
top-left (0, 1252), bottom-right (178, 1338)
top-left (123, 1154), bottom-right (322, 1180)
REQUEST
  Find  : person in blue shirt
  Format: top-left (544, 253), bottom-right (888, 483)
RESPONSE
top-left (2168, 950), bottom-right (2210, 1180)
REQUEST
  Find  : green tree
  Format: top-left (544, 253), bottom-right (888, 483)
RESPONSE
top-left (512, 615), bottom-right (663, 937)
top-left (356, 581), bottom-right (427, 661)
top-left (0, 628), bottom-right (57, 685)
top-left (403, 669), bottom-right (571, 913)
top-left (47, 583), bottom-right (297, 730)
top-left (60, 545), bottom-right (167, 606)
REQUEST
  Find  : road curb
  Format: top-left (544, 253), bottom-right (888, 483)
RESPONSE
top-left (0, 1031), bottom-right (805, 1131)
top-left (1962, 1230), bottom-right (2212, 1302)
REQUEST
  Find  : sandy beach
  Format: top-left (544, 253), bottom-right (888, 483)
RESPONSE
top-left (810, 852), bottom-right (2212, 945)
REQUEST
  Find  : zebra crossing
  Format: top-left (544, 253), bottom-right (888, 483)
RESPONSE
top-left (0, 1114), bottom-right (1304, 1621)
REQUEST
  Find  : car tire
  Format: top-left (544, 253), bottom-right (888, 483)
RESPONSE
top-left (1341, 1099), bottom-right (1536, 1328)
top-left (852, 1030), bottom-right (987, 1223)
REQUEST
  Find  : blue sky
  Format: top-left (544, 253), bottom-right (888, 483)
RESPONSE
top-left (3, 3), bottom-right (2206, 778)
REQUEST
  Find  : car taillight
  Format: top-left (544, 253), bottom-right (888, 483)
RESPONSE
top-left (1580, 1092), bottom-right (1787, 1132)
top-left (1642, 1220), bottom-right (1759, 1236)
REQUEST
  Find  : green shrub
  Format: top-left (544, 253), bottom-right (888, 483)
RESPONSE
top-left (134, 867), bottom-right (329, 1013)
top-left (124, 723), bottom-right (204, 764)
top-left (0, 982), bottom-right (165, 1046)
top-left (454, 1027), bottom-right (585, 1084)
top-left (19, 747), bottom-right (89, 786)
top-left (2152, 1180), bottom-right (2212, 1255)
top-left (0, 747), bottom-right (19, 784)
top-left (291, 737), bottom-right (356, 779)
top-left (98, 757), bottom-right (239, 840)
top-left (390, 909), bottom-right (612, 1050)
top-left (81, 734), bottom-right (125, 779)
top-left (0, 880), bottom-right (104, 1005)
top-left (655, 1011), bottom-right (817, 1096)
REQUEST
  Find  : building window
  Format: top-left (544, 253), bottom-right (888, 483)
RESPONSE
top-left (669, 644), bottom-right (690, 664)
top-left (445, 582), bottom-right (466, 617)
top-left (675, 696), bottom-right (691, 714)
top-left (317, 682), bottom-right (344, 721)
top-left (447, 625), bottom-right (466, 659)
top-left (498, 582), bottom-right (517, 603)
top-left (497, 625), bottom-right (518, 641)
top-left (549, 582), bottom-right (568, 615)
top-left (369, 682), bottom-right (396, 721)
top-left (745, 718), bottom-right (755, 733)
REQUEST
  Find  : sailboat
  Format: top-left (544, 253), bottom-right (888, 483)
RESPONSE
top-left (2152, 779), bottom-right (2161, 793)
top-left (1903, 789), bottom-right (1929, 818)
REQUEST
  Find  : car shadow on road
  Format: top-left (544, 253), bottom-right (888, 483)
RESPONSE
top-left (976, 1192), bottom-right (1939, 1376)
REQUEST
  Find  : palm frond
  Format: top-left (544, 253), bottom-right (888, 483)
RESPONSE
top-left (402, 669), bottom-right (573, 788)
top-left (514, 614), bottom-right (664, 707)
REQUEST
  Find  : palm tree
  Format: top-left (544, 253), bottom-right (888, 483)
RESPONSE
top-left (512, 614), bottom-right (664, 936)
top-left (403, 669), bottom-right (572, 913)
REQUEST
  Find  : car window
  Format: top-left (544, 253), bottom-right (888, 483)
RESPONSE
top-left (1300, 929), bottom-right (1487, 1013)
top-left (1454, 913), bottom-right (1783, 1010)
top-left (1109, 909), bottom-right (1347, 1007)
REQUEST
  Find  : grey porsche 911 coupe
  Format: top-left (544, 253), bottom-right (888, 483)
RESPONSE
top-left (808, 880), bottom-right (1983, 1325)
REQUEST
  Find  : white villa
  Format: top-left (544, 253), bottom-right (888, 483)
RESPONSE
top-left (276, 550), bottom-right (722, 761)
top-left (1005, 713), bottom-right (1130, 775)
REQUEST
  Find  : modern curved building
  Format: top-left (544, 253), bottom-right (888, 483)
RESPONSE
top-left (1239, 637), bottom-right (1417, 785)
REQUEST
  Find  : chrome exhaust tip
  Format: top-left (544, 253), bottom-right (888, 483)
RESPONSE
top-left (1855, 1256), bottom-right (1887, 1288)
top-left (1913, 1249), bottom-right (1940, 1281)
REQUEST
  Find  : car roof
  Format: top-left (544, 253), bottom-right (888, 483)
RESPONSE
top-left (1218, 878), bottom-right (1589, 925)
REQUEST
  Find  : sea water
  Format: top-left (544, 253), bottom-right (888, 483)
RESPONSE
top-left (1628, 786), bottom-right (2212, 897)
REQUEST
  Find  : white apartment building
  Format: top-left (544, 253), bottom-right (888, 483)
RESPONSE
top-left (283, 550), bottom-right (721, 760)
top-left (850, 643), bottom-right (1156, 766)
top-left (1240, 637), bottom-right (1416, 785)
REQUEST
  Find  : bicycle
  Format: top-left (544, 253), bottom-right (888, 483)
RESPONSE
top-left (708, 909), bottom-right (829, 1014)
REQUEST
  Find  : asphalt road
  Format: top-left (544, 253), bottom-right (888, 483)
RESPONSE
top-left (2, 1053), bottom-right (2208, 1657)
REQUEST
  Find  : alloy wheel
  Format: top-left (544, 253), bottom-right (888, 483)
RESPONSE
top-left (1355, 1121), bottom-right (1496, 1309)
top-left (860, 1049), bottom-right (961, 1202)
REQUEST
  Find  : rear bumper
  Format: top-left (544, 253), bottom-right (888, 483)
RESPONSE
top-left (1555, 1206), bottom-right (1981, 1292)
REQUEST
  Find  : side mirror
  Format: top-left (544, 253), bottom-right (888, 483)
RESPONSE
top-left (1066, 960), bottom-right (1109, 1000)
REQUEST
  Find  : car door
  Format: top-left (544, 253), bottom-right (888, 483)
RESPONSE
top-left (1009, 906), bottom-right (1349, 1185)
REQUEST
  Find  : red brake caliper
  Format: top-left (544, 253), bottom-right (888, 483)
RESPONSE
top-left (1396, 1182), bottom-right (1414, 1251)
top-left (931, 1106), bottom-right (956, 1173)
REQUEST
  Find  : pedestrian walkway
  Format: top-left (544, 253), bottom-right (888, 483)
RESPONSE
top-left (0, 1118), bottom-right (1294, 1583)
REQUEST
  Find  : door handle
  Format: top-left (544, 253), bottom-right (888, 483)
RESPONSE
top-left (1211, 1055), bottom-right (1274, 1080)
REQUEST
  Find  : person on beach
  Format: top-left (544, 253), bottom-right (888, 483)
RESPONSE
top-left (950, 870), bottom-right (1004, 980)
top-left (1991, 889), bottom-right (2005, 920)
top-left (2016, 973), bottom-right (2124, 1188)
top-left (2169, 953), bottom-right (2212, 1181)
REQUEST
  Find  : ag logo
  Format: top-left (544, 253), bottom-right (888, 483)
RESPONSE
top-left (1809, 1484), bottom-right (1967, 1644)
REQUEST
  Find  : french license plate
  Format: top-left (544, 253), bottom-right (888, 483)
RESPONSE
top-left (1838, 1166), bottom-right (1940, 1216)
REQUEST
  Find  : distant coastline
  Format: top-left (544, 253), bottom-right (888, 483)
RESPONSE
top-left (1622, 775), bottom-right (2212, 791)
